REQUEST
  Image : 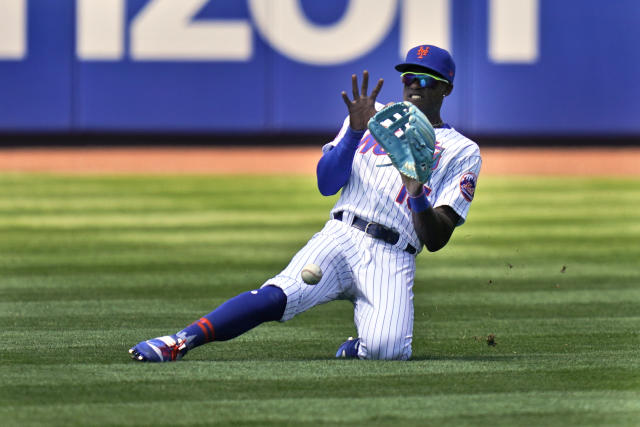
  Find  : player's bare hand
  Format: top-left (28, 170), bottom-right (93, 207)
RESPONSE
top-left (341, 70), bottom-right (384, 131)
top-left (400, 173), bottom-right (425, 197)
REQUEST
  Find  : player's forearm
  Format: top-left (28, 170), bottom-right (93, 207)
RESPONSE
top-left (406, 188), bottom-right (456, 251)
top-left (411, 207), bottom-right (455, 252)
top-left (316, 127), bottom-right (364, 196)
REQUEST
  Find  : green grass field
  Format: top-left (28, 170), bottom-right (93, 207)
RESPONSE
top-left (1, 173), bottom-right (639, 426)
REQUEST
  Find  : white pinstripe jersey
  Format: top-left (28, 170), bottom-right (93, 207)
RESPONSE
top-left (323, 103), bottom-right (482, 252)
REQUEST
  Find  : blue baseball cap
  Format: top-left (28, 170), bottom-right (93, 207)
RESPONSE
top-left (395, 45), bottom-right (455, 84)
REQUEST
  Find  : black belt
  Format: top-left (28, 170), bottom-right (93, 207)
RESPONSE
top-left (333, 211), bottom-right (417, 255)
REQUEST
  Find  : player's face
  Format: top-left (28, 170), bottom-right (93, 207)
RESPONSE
top-left (402, 70), bottom-right (452, 113)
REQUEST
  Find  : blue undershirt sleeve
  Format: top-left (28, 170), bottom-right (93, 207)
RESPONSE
top-left (316, 127), bottom-right (365, 196)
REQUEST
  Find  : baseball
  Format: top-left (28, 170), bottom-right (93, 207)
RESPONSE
top-left (301, 263), bottom-right (323, 285)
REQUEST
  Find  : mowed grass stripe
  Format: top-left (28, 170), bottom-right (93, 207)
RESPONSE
top-left (3, 350), bottom-right (640, 385)
top-left (1, 392), bottom-right (639, 426)
top-left (1, 207), bottom-right (638, 226)
top-left (0, 212), bottom-right (328, 228)
top-left (3, 227), bottom-right (639, 250)
top-left (3, 288), bottom-right (640, 315)
top-left (3, 327), bottom-right (638, 355)
top-left (2, 256), bottom-right (637, 279)
top-left (0, 231), bottom-right (313, 254)
top-left (2, 367), bottom-right (639, 403)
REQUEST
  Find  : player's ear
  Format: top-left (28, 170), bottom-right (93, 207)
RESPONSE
top-left (443, 84), bottom-right (453, 97)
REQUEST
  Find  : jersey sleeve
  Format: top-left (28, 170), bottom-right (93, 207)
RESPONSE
top-left (322, 115), bottom-right (351, 153)
top-left (432, 149), bottom-right (482, 226)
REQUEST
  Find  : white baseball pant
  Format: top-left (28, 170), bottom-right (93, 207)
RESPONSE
top-left (262, 215), bottom-right (416, 360)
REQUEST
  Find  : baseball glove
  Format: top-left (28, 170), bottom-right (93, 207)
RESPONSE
top-left (367, 101), bottom-right (439, 183)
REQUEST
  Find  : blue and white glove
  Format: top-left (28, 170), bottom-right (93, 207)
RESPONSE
top-left (367, 101), bottom-right (440, 184)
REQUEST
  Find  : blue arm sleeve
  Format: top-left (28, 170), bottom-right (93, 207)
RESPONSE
top-left (316, 127), bottom-right (365, 196)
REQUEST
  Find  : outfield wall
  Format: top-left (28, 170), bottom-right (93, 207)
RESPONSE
top-left (1, 0), bottom-right (640, 138)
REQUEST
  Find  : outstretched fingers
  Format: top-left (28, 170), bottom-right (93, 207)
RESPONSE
top-left (341, 91), bottom-right (351, 108)
top-left (343, 71), bottom-right (384, 104)
top-left (361, 70), bottom-right (369, 97)
top-left (351, 74), bottom-right (359, 100)
top-left (341, 71), bottom-right (384, 130)
top-left (370, 78), bottom-right (384, 101)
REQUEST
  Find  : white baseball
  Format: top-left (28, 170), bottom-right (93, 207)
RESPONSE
top-left (301, 263), bottom-right (323, 285)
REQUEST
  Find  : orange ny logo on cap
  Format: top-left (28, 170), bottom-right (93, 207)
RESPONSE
top-left (417, 46), bottom-right (430, 58)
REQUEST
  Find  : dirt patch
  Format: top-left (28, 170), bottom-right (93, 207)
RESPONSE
top-left (0, 146), bottom-right (638, 175)
top-left (479, 147), bottom-right (640, 176)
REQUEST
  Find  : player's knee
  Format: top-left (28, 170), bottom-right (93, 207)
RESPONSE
top-left (360, 334), bottom-right (412, 361)
top-left (260, 285), bottom-right (287, 321)
top-left (262, 285), bottom-right (287, 305)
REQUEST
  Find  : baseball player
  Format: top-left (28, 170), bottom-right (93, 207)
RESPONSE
top-left (129, 44), bottom-right (481, 362)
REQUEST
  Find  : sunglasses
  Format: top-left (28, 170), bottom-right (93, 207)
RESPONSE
top-left (400, 72), bottom-right (450, 88)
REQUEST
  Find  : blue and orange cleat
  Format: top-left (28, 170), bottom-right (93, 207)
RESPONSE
top-left (335, 336), bottom-right (360, 359)
top-left (129, 335), bottom-right (188, 362)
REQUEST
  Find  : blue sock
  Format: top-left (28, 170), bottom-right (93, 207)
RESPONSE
top-left (177, 285), bottom-right (286, 349)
